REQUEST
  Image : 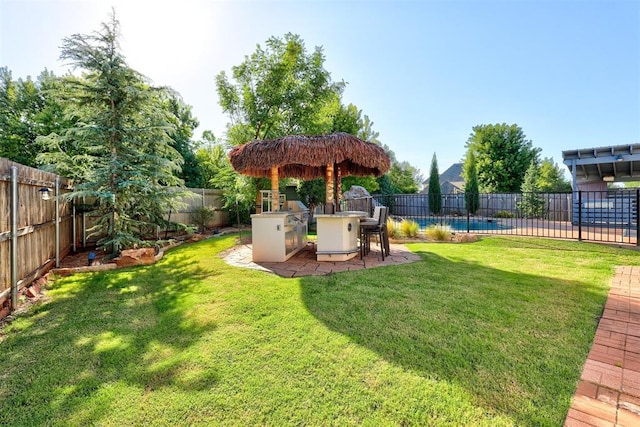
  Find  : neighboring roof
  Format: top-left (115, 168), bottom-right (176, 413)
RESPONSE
top-left (421, 162), bottom-right (465, 193)
top-left (228, 132), bottom-right (391, 179)
top-left (439, 163), bottom-right (464, 184)
top-left (441, 181), bottom-right (464, 194)
top-left (422, 163), bottom-right (464, 185)
top-left (562, 144), bottom-right (640, 182)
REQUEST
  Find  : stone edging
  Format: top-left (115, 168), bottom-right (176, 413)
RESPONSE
top-left (51, 229), bottom-right (238, 276)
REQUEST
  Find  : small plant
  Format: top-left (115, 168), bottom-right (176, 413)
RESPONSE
top-left (494, 211), bottom-right (515, 218)
top-left (425, 225), bottom-right (451, 241)
top-left (400, 219), bottom-right (419, 238)
top-left (386, 218), bottom-right (401, 238)
top-left (190, 206), bottom-right (217, 233)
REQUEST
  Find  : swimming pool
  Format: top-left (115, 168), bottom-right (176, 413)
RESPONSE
top-left (412, 217), bottom-right (511, 231)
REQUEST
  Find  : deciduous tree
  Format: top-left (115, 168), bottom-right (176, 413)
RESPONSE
top-left (162, 91), bottom-right (203, 187)
top-left (0, 68), bottom-right (69, 166)
top-left (537, 157), bottom-right (571, 192)
top-left (388, 162), bottom-right (420, 194)
top-left (464, 123), bottom-right (541, 192)
top-left (216, 33), bottom-right (343, 144)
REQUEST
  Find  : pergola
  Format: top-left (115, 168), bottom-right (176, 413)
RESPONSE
top-left (562, 144), bottom-right (640, 189)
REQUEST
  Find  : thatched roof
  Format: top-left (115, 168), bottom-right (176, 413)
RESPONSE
top-left (229, 132), bottom-right (391, 179)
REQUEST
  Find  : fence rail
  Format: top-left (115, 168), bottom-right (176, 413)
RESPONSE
top-left (370, 191), bottom-right (639, 245)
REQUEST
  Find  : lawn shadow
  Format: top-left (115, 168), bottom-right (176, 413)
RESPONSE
top-left (299, 247), bottom-right (609, 425)
top-left (0, 243), bottom-right (222, 425)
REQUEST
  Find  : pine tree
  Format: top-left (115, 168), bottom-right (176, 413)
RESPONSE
top-left (464, 151), bottom-right (480, 215)
top-left (37, 12), bottom-right (184, 255)
top-left (518, 162), bottom-right (546, 218)
top-left (428, 153), bottom-right (442, 215)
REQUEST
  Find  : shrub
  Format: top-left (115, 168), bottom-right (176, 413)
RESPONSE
top-left (425, 225), bottom-right (451, 241)
top-left (190, 206), bottom-right (217, 233)
top-left (494, 210), bottom-right (515, 218)
top-left (400, 219), bottom-right (420, 238)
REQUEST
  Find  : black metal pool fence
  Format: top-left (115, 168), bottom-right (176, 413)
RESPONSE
top-left (343, 190), bottom-right (640, 245)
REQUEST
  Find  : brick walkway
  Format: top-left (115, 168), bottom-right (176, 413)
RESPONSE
top-left (221, 242), bottom-right (421, 277)
top-left (566, 266), bottom-right (640, 426)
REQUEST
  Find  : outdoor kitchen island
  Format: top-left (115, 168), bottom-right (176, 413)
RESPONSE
top-left (251, 212), bottom-right (308, 262)
top-left (315, 211), bottom-right (367, 261)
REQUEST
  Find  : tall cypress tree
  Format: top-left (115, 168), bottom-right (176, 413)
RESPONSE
top-left (38, 12), bottom-right (184, 255)
top-left (464, 151), bottom-right (480, 215)
top-left (428, 153), bottom-right (442, 215)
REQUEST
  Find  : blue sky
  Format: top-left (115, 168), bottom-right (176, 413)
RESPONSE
top-left (1, 0), bottom-right (638, 180)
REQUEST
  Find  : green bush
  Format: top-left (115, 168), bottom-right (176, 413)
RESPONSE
top-left (190, 206), bottom-right (217, 232)
top-left (425, 225), bottom-right (451, 241)
top-left (494, 210), bottom-right (515, 218)
top-left (400, 219), bottom-right (420, 238)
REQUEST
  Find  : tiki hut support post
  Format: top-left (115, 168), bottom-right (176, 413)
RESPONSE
top-left (336, 163), bottom-right (342, 211)
top-left (271, 166), bottom-right (279, 212)
top-left (325, 163), bottom-right (334, 212)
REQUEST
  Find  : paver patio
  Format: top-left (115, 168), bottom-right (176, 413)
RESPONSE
top-left (221, 241), bottom-right (421, 277)
top-left (565, 266), bottom-right (640, 426)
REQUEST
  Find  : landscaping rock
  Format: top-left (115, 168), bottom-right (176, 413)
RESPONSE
top-left (187, 233), bottom-right (206, 243)
top-left (25, 283), bottom-right (40, 298)
top-left (343, 185), bottom-right (374, 212)
top-left (343, 185), bottom-right (370, 200)
top-left (115, 248), bottom-right (156, 267)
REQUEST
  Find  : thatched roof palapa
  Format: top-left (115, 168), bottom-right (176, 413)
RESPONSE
top-left (228, 132), bottom-right (391, 179)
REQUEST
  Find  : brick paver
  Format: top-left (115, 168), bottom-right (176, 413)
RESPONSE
top-left (566, 266), bottom-right (640, 426)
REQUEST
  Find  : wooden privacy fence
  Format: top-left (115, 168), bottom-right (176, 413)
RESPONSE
top-left (1, 158), bottom-right (229, 314)
top-left (165, 188), bottom-right (227, 230)
top-left (79, 188), bottom-right (228, 243)
top-left (0, 158), bottom-right (72, 310)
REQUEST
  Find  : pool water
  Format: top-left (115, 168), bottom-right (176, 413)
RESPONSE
top-left (413, 217), bottom-right (511, 231)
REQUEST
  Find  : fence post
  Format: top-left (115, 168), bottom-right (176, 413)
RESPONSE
top-left (578, 191), bottom-right (582, 242)
top-left (55, 176), bottom-right (60, 267)
top-left (631, 188), bottom-right (640, 246)
top-left (72, 199), bottom-right (76, 253)
top-left (82, 196), bottom-right (86, 248)
top-left (10, 166), bottom-right (18, 310)
top-left (467, 204), bottom-right (470, 233)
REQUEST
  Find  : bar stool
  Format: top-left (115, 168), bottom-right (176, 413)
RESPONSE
top-left (360, 206), bottom-right (388, 260)
top-left (359, 206), bottom-right (380, 258)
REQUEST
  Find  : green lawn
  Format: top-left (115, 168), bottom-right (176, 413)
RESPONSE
top-left (1, 235), bottom-right (639, 426)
